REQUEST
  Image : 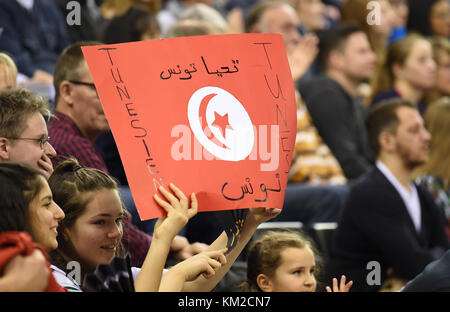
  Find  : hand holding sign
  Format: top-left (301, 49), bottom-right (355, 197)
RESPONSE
top-left (82, 34), bottom-right (296, 252)
top-left (153, 183), bottom-right (197, 241)
top-left (214, 209), bottom-right (248, 252)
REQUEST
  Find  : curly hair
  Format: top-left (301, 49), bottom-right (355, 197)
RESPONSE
top-left (0, 88), bottom-right (50, 138)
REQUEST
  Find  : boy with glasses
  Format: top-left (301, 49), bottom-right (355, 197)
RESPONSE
top-left (0, 87), bottom-right (56, 179)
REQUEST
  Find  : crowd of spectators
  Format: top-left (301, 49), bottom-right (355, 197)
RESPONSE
top-left (0, 0), bottom-right (449, 292)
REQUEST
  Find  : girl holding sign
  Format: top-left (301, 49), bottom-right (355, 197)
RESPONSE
top-left (48, 157), bottom-right (282, 291)
top-left (48, 158), bottom-right (227, 291)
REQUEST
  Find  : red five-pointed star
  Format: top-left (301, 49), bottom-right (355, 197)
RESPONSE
top-left (211, 111), bottom-right (233, 139)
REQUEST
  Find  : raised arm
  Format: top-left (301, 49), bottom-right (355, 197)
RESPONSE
top-left (134, 183), bottom-right (197, 292)
top-left (182, 207), bottom-right (281, 292)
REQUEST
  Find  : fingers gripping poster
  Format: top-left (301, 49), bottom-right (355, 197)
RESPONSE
top-left (82, 34), bottom-right (297, 223)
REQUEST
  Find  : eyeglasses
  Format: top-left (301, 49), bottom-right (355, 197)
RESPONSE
top-left (6, 136), bottom-right (51, 149)
top-left (68, 80), bottom-right (97, 94)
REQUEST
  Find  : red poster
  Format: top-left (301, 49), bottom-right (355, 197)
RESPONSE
top-left (82, 34), bottom-right (296, 220)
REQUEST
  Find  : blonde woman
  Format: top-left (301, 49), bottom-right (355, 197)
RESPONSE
top-left (0, 52), bottom-right (17, 90)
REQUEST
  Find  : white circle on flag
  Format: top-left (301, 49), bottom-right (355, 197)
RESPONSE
top-left (187, 86), bottom-right (254, 161)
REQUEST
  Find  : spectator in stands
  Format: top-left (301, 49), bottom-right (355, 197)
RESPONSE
top-left (340, 0), bottom-right (396, 66)
top-left (0, 158), bottom-right (225, 292)
top-left (0, 0), bottom-right (70, 84)
top-left (0, 162), bottom-right (66, 292)
top-left (426, 37), bottom-right (450, 104)
top-left (287, 0), bottom-right (329, 33)
top-left (49, 41), bottom-right (110, 171)
top-left (332, 99), bottom-right (449, 292)
top-left (0, 88), bottom-right (56, 179)
top-left (370, 34), bottom-right (437, 114)
top-left (49, 158), bottom-right (281, 291)
top-left (246, 1), bottom-right (319, 85)
top-left (102, 5), bottom-right (161, 44)
top-left (388, 0), bottom-right (409, 44)
top-left (49, 41), bottom-right (207, 267)
top-left (414, 97), bottom-right (450, 241)
top-left (299, 23), bottom-right (376, 180)
top-left (177, 3), bottom-right (230, 34)
top-left (240, 230), bottom-right (352, 292)
top-left (408, 0), bottom-right (450, 38)
top-left (429, 0), bottom-right (450, 38)
top-left (156, 0), bottom-right (216, 36)
top-left (48, 158), bottom-right (227, 291)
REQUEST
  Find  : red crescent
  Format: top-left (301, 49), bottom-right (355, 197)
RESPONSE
top-left (199, 93), bottom-right (217, 134)
top-left (198, 93), bottom-right (230, 150)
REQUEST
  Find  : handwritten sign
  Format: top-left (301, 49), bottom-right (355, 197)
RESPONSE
top-left (82, 34), bottom-right (296, 221)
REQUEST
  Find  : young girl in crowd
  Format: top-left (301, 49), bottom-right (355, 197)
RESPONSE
top-left (0, 162), bottom-right (66, 291)
top-left (47, 158), bottom-right (227, 291)
top-left (370, 34), bottom-right (437, 113)
top-left (240, 230), bottom-right (353, 292)
top-left (48, 158), bottom-right (281, 292)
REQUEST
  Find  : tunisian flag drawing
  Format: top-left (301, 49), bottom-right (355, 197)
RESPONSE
top-left (82, 34), bottom-right (296, 221)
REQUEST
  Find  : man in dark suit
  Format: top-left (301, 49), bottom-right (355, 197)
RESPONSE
top-left (331, 99), bottom-right (449, 292)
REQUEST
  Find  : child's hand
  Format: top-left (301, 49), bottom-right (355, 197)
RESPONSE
top-left (325, 275), bottom-right (353, 292)
top-left (170, 248), bottom-right (228, 282)
top-left (153, 183), bottom-right (197, 240)
top-left (244, 207), bottom-right (282, 229)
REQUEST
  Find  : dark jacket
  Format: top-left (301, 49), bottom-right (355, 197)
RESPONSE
top-left (0, 0), bottom-right (69, 77)
top-left (331, 167), bottom-right (449, 291)
top-left (299, 75), bottom-right (374, 181)
top-left (402, 250), bottom-right (450, 292)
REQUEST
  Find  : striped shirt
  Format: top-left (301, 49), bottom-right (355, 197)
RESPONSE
top-left (48, 111), bottom-right (108, 173)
